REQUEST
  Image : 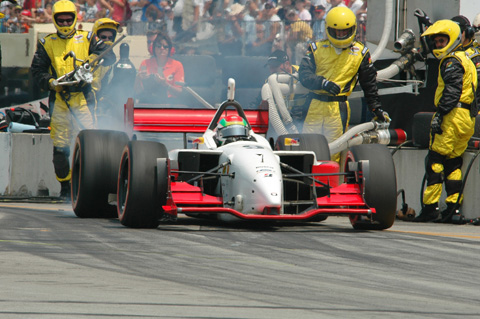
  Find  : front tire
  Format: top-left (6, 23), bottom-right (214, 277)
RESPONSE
top-left (117, 140), bottom-right (169, 228)
top-left (345, 144), bottom-right (397, 230)
top-left (72, 130), bottom-right (128, 218)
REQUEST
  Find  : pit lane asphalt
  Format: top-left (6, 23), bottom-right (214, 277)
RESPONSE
top-left (1, 201), bottom-right (480, 319)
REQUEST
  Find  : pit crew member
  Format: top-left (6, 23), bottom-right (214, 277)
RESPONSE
top-left (413, 20), bottom-right (478, 222)
top-left (31, 0), bottom-right (115, 199)
top-left (298, 6), bottom-right (388, 161)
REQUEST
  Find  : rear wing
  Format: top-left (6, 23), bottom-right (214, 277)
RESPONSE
top-left (124, 98), bottom-right (269, 136)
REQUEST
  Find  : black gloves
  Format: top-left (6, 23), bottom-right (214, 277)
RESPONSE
top-left (414, 8), bottom-right (432, 26)
top-left (320, 77), bottom-right (341, 95)
top-left (431, 112), bottom-right (443, 135)
top-left (372, 107), bottom-right (390, 123)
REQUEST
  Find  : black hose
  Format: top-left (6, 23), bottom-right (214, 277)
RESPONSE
top-left (419, 155), bottom-right (428, 211)
top-left (390, 139), bottom-right (413, 156)
top-left (6, 107), bottom-right (40, 128)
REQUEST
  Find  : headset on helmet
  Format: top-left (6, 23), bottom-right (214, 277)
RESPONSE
top-left (93, 18), bottom-right (120, 43)
top-left (216, 115), bottom-right (248, 141)
top-left (52, 0), bottom-right (77, 38)
top-left (465, 25), bottom-right (476, 40)
top-left (421, 19), bottom-right (462, 60)
top-left (325, 7), bottom-right (357, 48)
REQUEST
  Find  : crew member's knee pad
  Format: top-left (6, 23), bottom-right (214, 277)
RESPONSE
top-left (425, 150), bottom-right (446, 185)
top-left (444, 156), bottom-right (463, 176)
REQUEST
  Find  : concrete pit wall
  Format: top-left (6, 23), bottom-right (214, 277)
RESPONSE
top-left (0, 132), bottom-right (59, 197)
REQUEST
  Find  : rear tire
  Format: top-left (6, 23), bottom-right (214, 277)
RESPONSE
top-left (117, 140), bottom-right (169, 228)
top-left (275, 133), bottom-right (331, 160)
top-left (345, 144), bottom-right (397, 230)
top-left (72, 130), bottom-right (128, 218)
top-left (412, 112), bottom-right (433, 148)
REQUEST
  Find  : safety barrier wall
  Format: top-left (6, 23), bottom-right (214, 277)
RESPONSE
top-left (1, 131), bottom-right (480, 220)
top-left (0, 132), bottom-right (59, 197)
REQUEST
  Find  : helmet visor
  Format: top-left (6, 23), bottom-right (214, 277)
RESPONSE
top-left (328, 26), bottom-right (355, 41)
top-left (219, 125), bottom-right (248, 138)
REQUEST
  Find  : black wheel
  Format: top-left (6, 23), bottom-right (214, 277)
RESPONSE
top-left (72, 130), bottom-right (128, 218)
top-left (275, 133), bottom-right (331, 160)
top-left (345, 144), bottom-right (397, 230)
top-left (412, 112), bottom-right (433, 148)
top-left (117, 140), bottom-right (169, 228)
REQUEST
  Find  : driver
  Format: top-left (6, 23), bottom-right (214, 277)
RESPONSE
top-left (216, 115), bottom-right (250, 145)
top-left (31, 0), bottom-right (115, 200)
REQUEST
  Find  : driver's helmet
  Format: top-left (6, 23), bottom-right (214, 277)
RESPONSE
top-left (217, 115), bottom-right (248, 140)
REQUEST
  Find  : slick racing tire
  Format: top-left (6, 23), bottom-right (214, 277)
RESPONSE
top-left (72, 130), bottom-right (128, 218)
top-left (275, 133), bottom-right (331, 161)
top-left (117, 140), bottom-right (169, 228)
top-left (345, 144), bottom-right (397, 230)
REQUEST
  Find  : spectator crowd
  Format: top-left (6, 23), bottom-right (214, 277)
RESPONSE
top-left (0, 0), bottom-right (367, 58)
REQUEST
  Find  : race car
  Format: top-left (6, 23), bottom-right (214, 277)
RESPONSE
top-left (70, 79), bottom-right (398, 230)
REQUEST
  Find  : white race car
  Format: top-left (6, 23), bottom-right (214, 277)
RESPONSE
top-left (70, 80), bottom-right (398, 230)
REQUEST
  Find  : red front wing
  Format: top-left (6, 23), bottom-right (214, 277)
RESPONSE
top-left (162, 162), bottom-right (374, 221)
top-left (162, 181), bottom-right (374, 221)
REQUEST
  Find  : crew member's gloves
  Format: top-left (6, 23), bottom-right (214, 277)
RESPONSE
top-left (320, 77), bottom-right (341, 95)
top-left (372, 107), bottom-right (390, 123)
top-left (49, 78), bottom-right (63, 93)
top-left (87, 53), bottom-right (98, 63)
top-left (86, 54), bottom-right (101, 68)
top-left (431, 112), bottom-right (443, 135)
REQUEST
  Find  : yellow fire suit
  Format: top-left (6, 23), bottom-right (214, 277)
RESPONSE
top-left (423, 50), bottom-right (478, 206)
top-left (298, 40), bottom-right (381, 160)
top-left (31, 30), bottom-right (114, 183)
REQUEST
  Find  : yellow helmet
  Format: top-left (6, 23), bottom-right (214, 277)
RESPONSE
top-left (325, 7), bottom-right (357, 48)
top-left (52, 0), bottom-right (77, 38)
top-left (93, 18), bottom-right (120, 43)
top-left (421, 19), bottom-right (462, 60)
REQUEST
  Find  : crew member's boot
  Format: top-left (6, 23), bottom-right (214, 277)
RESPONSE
top-left (412, 203), bottom-right (439, 222)
top-left (437, 203), bottom-right (464, 224)
top-left (60, 181), bottom-right (71, 202)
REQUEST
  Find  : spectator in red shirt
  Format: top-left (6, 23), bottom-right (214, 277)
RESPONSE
top-left (110, 0), bottom-right (130, 25)
top-left (134, 32), bottom-right (184, 103)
